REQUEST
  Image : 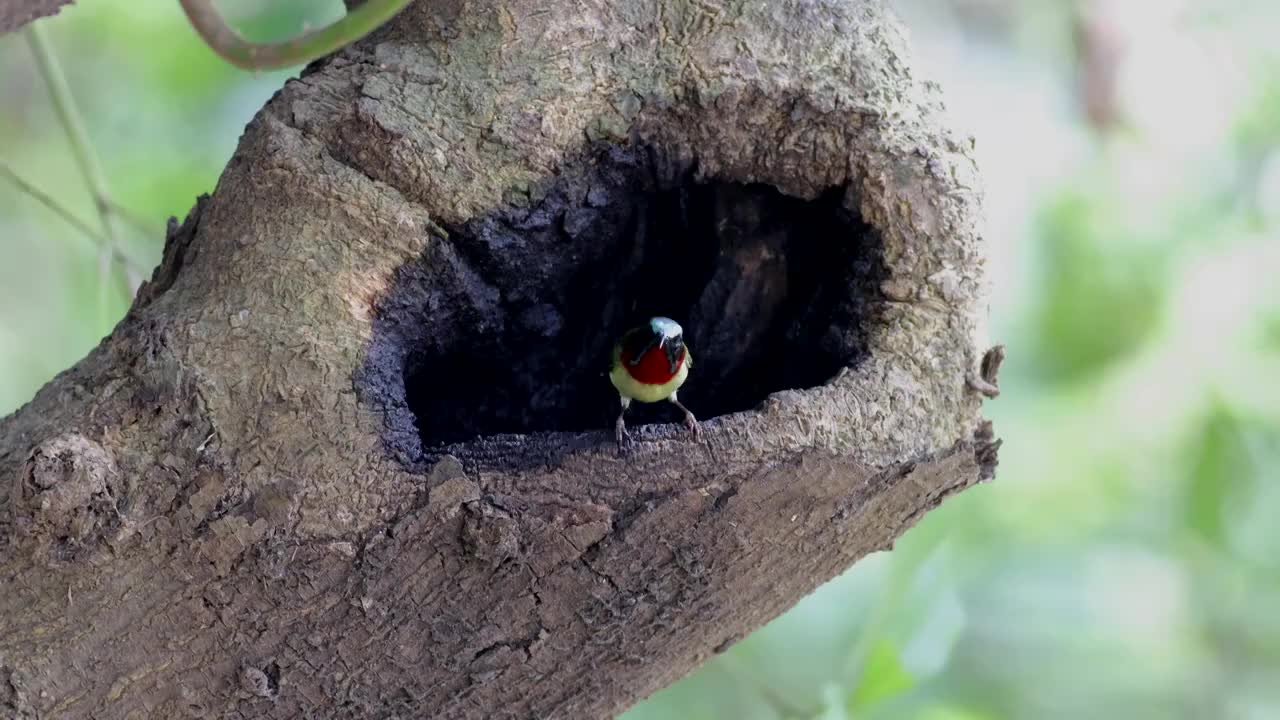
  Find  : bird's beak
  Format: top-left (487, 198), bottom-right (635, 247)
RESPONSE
top-left (658, 336), bottom-right (668, 350)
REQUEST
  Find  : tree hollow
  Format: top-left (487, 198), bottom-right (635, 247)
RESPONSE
top-left (361, 144), bottom-right (886, 463)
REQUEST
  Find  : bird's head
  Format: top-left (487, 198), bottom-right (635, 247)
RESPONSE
top-left (620, 316), bottom-right (688, 375)
top-left (649, 316), bottom-right (685, 369)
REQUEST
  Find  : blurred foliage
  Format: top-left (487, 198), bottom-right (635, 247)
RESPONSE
top-left (1025, 189), bottom-right (1163, 384)
top-left (2, 1), bottom-right (1279, 719)
top-left (1182, 403), bottom-right (1259, 548)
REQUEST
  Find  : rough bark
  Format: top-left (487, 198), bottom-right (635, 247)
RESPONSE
top-left (0, 0), bottom-right (998, 718)
top-left (0, 0), bottom-right (73, 34)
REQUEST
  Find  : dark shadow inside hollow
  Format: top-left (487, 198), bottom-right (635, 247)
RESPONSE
top-left (359, 143), bottom-right (887, 466)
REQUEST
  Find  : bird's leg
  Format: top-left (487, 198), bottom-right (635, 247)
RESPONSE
top-left (615, 396), bottom-right (633, 452)
top-left (669, 394), bottom-right (702, 441)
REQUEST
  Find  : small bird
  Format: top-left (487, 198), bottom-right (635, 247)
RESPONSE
top-left (609, 317), bottom-right (702, 450)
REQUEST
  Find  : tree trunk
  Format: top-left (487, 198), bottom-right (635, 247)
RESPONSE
top-left (0, 0), bottom-right (998, 717)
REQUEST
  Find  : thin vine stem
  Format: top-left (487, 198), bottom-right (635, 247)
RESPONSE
top-left (0, 161), bottom-right (102, 244)
top-left (178, 0), bottom-right (414, 71)
top-left (0, 161), bottom-right (149, 273)
top-left (25, 22), bottom-right (131, 317)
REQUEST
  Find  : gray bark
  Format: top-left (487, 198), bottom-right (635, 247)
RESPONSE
top-left (0, 0), bottom-right (73, 34)
top-left (0, 0), bottom-right (998, 717)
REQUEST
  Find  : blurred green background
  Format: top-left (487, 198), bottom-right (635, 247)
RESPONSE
top-left (2, 1), bottom-right (1278, 718)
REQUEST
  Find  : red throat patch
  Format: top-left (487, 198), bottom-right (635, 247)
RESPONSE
top-left (622, 344), bottom-right (685, 385)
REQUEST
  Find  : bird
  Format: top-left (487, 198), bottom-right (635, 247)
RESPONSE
top-left (609, 316), bottom-right (702, 451)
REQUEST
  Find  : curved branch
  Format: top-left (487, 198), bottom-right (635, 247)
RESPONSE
top-left (177, 0), bottom-right (413, 71)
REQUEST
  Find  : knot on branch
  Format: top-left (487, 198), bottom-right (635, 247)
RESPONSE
top-left (237, 662), bottom-right (280, 699)
top-left (462, 500), bottom-right (521, 564)
top-left (11, 433), bottom-right (120, 558)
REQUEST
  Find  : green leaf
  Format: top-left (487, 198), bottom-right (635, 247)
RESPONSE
top-left (1026, 190), bottom-right (1165, 385)
top-left (1262, 308), bottom-right (1280, 352)
top-left (847, 639), bottom-right (915, 712)
top-left (1183, 405), bottom-right (1243, 546)
top-left (914, 704), bottom-right (996, 720)
top-left (1233, 62), bottom-right (1280, 149)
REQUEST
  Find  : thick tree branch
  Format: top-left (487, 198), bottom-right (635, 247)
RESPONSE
top-left (0, 0), bottom-right (998, 717)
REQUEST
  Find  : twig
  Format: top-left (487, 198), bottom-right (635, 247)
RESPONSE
top-left (0, 161), bottom-right (150, 273)
top-left (178, 0), bottom-right (414, 71)
top-left (966, 344), bottom-right (1005, 398)
top-left (839, 529), bottom-right (948, 707)
top-left (0, 161), bottom-right (101, 243)
top-left (108, 200), bottom-right (165, 240)
top-left (25, 22), bottom-right (131, 314)
top-left (715, 654), bottom-right (818, 719)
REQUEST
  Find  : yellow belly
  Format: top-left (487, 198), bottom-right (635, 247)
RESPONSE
top-left (610, 351), bottom-right (690, 403)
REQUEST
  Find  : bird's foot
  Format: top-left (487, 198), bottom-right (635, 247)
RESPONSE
top-left (615, 417), bottom-right (633, 454)
top-left (683, 412), bottom-right (703, 442)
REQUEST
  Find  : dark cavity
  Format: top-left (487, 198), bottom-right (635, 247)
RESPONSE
top-left (358, 144), bottom-right (886, 467)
